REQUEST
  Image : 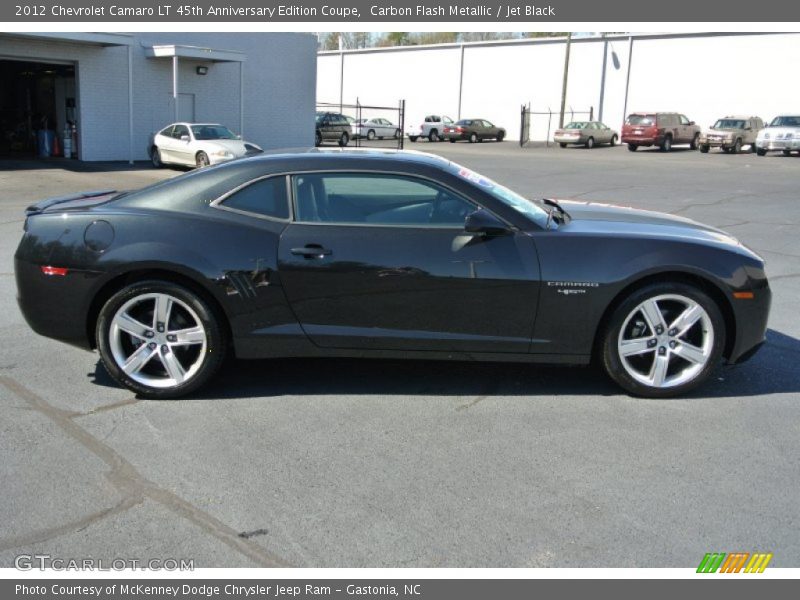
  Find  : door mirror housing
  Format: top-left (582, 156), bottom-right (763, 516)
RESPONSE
top-left (180, 134), bottom-right (190, 142)
top-left (464, 209), bottom-right (509, 236)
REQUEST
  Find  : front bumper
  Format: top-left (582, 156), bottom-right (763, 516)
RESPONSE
top-left (727, 282), bottom-right (771, 364)
top-left (756, 139), bottom-right (800, 151)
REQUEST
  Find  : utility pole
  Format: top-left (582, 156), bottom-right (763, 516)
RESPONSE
top-left (598, 33), bottom-right (608, 122)
top-left (558, 32), bottom-right (572, 128)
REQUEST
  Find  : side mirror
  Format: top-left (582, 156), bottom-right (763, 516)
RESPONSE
top-left (689, 121), bottom-right (696, 126)
top-left (236, 134), bottom-right (242, 139)
top-left (464, 209), bottom-right (509, 236)
top-left (180, 134), bottom-right (190, 142)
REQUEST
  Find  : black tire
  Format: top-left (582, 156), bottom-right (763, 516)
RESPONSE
top-left (367, 129), bottom-right (376, 141)
top-left (409, 136), bottom-right (419, 142)
top-left (96, 280), bottom-right (227, 399)
top-left (690, 133), bottom-right (700, 150)
top-left (393, 129), bottom-right (400, 139)
top-left (627, 144), bottom-right (638, 152)
top-left (660, 136), bottom-right (673, 152)
top-left (449, 139), bottom-right (456, 143)
top-left (496, 130), bottom-right (505, 142)
top-left (585, 136), bottom-right (595, 149)
top-left (559, 142), bottom-right (567, 148)
top-left (782, 149), bottom-right (791, 156)
top-left (733, 138), bottom-right (742, 154)
top-left (151, 147), bottom-right (162, 168)
top-left (429, 129), bottom-right (439, 142)
top-left (700, 145), bottom-right (710, 153)
top-left (757, 147), bottom-right (767, 156)
top-left (469, 132), bottom-right (478, 143)
top-left (610, 134), bottom-right (618, 147)
top-left (315, 131), bottom-right (322, 147)
top-left (601, 282), bottom-right (725, 398)
top-left (339, 132), bottom-right (349, 147)
top-left (195, 151), bottom-right (210, 168)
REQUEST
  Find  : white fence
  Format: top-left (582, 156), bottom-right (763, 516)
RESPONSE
top-left (318, 32), bottom-right (800, 142)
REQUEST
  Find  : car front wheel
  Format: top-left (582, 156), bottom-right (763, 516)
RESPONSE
top-left (339, 132), bottom-right (349, 147)
top-left (601, 283), bottom-right (725, 398)
top-left (195, 151), bottom-right (210, 168)
top-left (469, 133), bottom-right (478, 143)
top-left (96, 281), bottom-right (226, 399)
top-left (151, 147), bottom-right (162, 168)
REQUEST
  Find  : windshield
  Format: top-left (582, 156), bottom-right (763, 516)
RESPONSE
top-left (625, 114), bottom-right (656, 126)
top-left (564, 122), bottom-right (588, 129)
top-left (451, 163), bottom-right (548, 225)
top-left (713, 119), bottom-right (746, 129)
top-left (769, 116), bottom-right (800, 127)
top-left (191, 125), bottom-right (237, 140)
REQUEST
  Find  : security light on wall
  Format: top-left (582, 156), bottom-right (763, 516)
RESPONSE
top-left (196, 66), bottom-right (208, 76)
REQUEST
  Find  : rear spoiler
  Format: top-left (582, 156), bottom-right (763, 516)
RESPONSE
top-left (25, 189), bottom-right (117, 216)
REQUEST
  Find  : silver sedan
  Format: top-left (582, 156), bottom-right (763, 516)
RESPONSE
top-left (554, 121), bottom-right (619, 149)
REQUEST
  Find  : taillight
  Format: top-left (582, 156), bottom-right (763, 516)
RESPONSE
top-left (40, 266), bottom-right (68, 276)
top-left (456, 127), bottom-right (464, 133)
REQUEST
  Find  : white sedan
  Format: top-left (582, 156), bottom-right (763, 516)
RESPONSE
top-left (352, 118), bottom-right (400, 140)
top-left (150, 122), bottom-right (263, 168)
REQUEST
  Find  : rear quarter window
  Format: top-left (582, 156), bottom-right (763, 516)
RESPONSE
top-left (220, 176), bottom-right (289, 220)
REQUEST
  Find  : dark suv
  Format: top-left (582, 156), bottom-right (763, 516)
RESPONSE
top-left (622, 112), bottom-right (701, 152)
top-left (315, 112), bottom-right (352, 147)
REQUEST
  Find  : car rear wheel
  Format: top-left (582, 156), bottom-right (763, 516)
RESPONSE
top-left (585, 136), bottom-right (595, 149)
top-left (315, 131), bottom-right (322, 146)
top-left (559, 142), bottom-right (567, 148)
top-left (756, 147), bottom-right (767, 156)
top-left (429, 130), bottom-right (439, 142)
top-left (627, 144), bottom-right (638, 152)
top-left (782, 149), bottom-right (792, 156)
top-left (195, 151), bottom-right (210, 168)
top-left (700, 145), bottom-right (710, 153)
top-left (96, 281), bottom-right (226, 399)
top-left (601, 283), bottom-right (724, 398)
top-left (469, 132), bottom-right (478, 143)
top-left (660, 136), bottom-right (672, 152)
top-left (339, 132), bottom-right (349, 147)
top-left (409, 136), bottom-right (418, 142)
top-left (151, 147), bottom-right (162, 168)
top-left (449, 139), bottom-right (456, 143)
top-left (367, 129), bottom-right (376, 141)
top-left (394, 129), bottom-right (400, 139)
top-left (690, 133), bottom-right (700, 150)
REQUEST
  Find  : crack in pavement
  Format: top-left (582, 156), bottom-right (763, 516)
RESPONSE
top-left (669, 193), bottom-right (751, 215)
top-left (0, 496), bottom-right (143, 552)
top-left (0, 375), bottom-right (291, 567)
top-left (73, 396), bottom-right (141, 418)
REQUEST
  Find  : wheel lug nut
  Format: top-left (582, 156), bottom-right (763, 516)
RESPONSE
top-left (655, 326), bottom-right (664, 335)
top-left (147, 342), bottom-right (157, 350)
top-left (166, 334), bottom-right (176, 342)
top-left (669, 341), bottom-right (677, 349)
top-left (157, 322), bottom-right (165, 333)
top-left (648, 339), bottom-right (657, 347)
top-left (144, 331), bottom-right (154, 338)
top-left (658, 346), bottom-right (667, 355)
top-left (668, 328), bottom-right (677, 337)
top-left (161, 345), bottom-right (169, 353)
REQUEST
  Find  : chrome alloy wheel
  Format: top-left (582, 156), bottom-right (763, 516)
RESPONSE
top-left (109, 293), bottom-right (207, 389)
top-left (616, 294), bottom-right (714, 389)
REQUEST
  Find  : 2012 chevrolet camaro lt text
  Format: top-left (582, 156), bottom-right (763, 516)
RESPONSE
top-left (14, 150), bottom-right (770, 398)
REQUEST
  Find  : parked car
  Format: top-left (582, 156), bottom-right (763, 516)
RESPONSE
top-left (150, 123), bottom-right (262, 169)
top-left (407, 115), bottom-right (455, 142)
top-left (352, 118), bottom-right (400, 140)
top-left (699, 116), bottom-right (764, 154)
top-left (444, 119), bottom-right (506, 143)
top-left (755, 115), bottom-right (800, 156)
top-left (315, 112), bottom-right (352, 147)
top-left (16, 150), bottom-right (769, 399)
top-left (622, 113), bottom-right (701, 152)
top-left (554, 121), bottom-right (619, 148)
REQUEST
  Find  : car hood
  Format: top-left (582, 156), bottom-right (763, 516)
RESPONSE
top-left (195, 139), bottom-right (259, 155)
top-left (758, 126), bottom-right (800, 138)
top-left (550, 199), bottom-right (751, 251)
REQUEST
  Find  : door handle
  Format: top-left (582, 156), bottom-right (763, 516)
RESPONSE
top-left (291, 245), bottom-right (332, 259)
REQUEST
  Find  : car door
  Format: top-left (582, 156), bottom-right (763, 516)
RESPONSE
top-left (156, 125), bottom-right (180, 163)
top-left (170, 124), bottom-right (194, 165)
top-left (595, 122), bottom-right (611, 144)
top-left (678, 115), bottom-right (692, 144)
top-left (277, 171), bottom-right (541, 353)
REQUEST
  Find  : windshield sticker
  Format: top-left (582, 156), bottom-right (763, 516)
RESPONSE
top-left (458, 168), bottom-right (494, 187)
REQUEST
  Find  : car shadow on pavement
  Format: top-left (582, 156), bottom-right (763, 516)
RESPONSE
top-left (88, 329), bottom-right (800, 401)
top-left (0, 159), bottom-right (160, 172)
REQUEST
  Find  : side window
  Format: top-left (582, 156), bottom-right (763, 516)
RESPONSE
top-left (173, 125), bottom-right (189, 139)
top-left (160, 126), bottom-right (174, 137)
top-left (221, 177), bottom-right (289, 220)
top-left (292, 173), bottom-right (475, 226)
top-left (679, 115), bottom-right (690, 125)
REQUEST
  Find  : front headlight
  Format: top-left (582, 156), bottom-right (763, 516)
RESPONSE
top-left (211, 150), bottom-right (234, 158)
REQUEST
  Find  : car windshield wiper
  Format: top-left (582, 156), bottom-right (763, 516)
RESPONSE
top-left (542, 198), bottom-right (570, 228)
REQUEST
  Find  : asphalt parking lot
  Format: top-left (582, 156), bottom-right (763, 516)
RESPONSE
top-left (1, 143), bottom-right (798, 568)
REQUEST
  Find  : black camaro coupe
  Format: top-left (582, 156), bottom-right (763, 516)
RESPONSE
top-left (15, 150), bottom-right (770, 398)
